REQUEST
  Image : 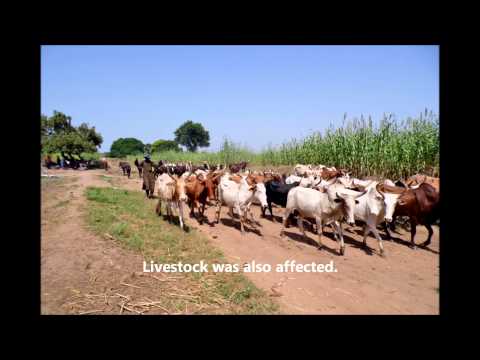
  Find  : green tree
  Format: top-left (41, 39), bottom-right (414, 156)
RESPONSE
top-left (174, 120), bottom-right (210, 152)
top-left (144, 143), bottom-right (152, 155)
top-left (110, 137), bottom-right (145, 158)
top-left (151, 139), bottom-right (182, 153)
top-left (41, 111), bottom-right (103, 158)
top-left (77, 123), bottom-right (103, 148)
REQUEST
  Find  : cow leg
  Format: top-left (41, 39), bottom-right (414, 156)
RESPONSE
top-left (315, 217), bottom-right (324, 250)
top-left (268, 202), bottom-right (275, 220)
top-left (198, 201), bottom-right (205, 225)
top-left (189, 199), bottom-right (195, 217)
top-left (410, 220), bottom-right (417, 249)
top-left (370, 223), bottom-right (385, 257)
top-left (167, 202), bottom-right (173, 223)
top-left (155, 198), bottom-right (162, 216)
top-left (178, 201), bottom-right (185, 231)
top-left (247, 205), bottom-right (258, 227)
top-left (297, 216), bottom-right (306, 239)
top-left (389, 215), bottom-right (397, 232)
top-left (421, 223), bottom-right (434, 247)
top-left (383, 221), bottom-right (392, 240)
top-left (237, 206), bottom-right (246, 234)
top-left (362, 224), bottom-right (370, 249)
top-left (280, 208), bottom-right (293, 237)
top-left (215, 203), bottom-right (222, 224)
top-left (333, 221), bottom-right (345, 255)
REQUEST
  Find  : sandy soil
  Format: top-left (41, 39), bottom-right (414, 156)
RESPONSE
top-left (41, 168), bottom-right (439, 314)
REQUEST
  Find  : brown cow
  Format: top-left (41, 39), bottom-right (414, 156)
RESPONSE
top-left (320, 168), bottom-right (344, 180)
top-left (184, 172), bottom-right (221, 224)
top-left (391, 183), bottom-right (440, 248)
top-left (229, 161), bottom-right (248, 173)
top-left (406, 174), bottom-right (440, 192)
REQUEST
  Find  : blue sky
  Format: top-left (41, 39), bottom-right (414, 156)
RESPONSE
top-left (41, 45), bottom-right (439, 152)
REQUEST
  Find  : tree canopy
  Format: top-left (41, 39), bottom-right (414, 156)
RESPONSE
top-left (174, 120), bottom-right (210, 152)
top-left (41, 111), bottom-right (103, 157)
top-left (110, 137), bottom-right (145, 158)
top-left (151, 139), bottom-right (182, 153)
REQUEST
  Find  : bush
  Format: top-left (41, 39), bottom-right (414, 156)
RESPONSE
top-left (151, 139), bottom-right (182, 153)
top-left (110, 138), bottom-right (145, 158)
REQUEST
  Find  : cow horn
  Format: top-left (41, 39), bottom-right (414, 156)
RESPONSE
top-left (376, 183), bottom-right (385, 199)
top-left (355, 189), bottom-right (367, 199)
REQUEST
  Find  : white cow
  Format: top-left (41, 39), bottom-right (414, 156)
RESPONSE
top-left (215, 175), bottom-right (268, 234)
top-left (335, 176), bottom-right (354, 188)
top-left (351, 178), bottom-right (374, 191)
top-left (194, 169), bottom-right (208, 177)
top-left (285, 174), bottom-right (319, 187)
top-left (350, 182), bottom-right (402, 257)
top-left (155, 173), bottom-right (188, 231)
top-left (294, 164), bottom-right (312, 176)
top-left (285, 174), bottom-right (302, 184)
top-left (280, 185), bottom-right (364, 255)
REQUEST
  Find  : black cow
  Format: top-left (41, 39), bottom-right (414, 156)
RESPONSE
top-left (119, 161), bottom-right (131, 178)
top-left (262, 180), bottom-right (300, 219)
top-left (134, 158), bottom-right (143, 178)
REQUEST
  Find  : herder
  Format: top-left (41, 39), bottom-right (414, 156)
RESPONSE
top-left (141, 154), bottom-right (156, 198)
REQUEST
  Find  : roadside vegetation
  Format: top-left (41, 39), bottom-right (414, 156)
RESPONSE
top-left (43, 110), bottom-right (438, 180)
top-left (84, 186), bottom-right (279, 314)
top-left (124, 111), bottom-right (439, 179)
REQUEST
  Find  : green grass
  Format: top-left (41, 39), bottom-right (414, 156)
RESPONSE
top-left (98, 175), bottom-right (114, 185)
top-left (124, 111), bottom-right (438, 179)
top-left (84, 186), bottom-right (279, 314)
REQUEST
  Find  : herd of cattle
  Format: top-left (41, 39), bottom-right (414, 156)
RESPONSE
top-left (114, 160), bottom-right (439, 258)
top-left (43, 155), bottom-right (109, 170)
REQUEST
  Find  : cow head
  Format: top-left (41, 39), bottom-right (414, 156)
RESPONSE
top-left (332, 190), bottom-right (365, 226)
top-left (174, 175), bottom-right (188, 203)
top-left (253, 183), bottom-right (268, 212)
top-left (204, 177), bottom-right (217, 203)
top-left (376, 183), bottom-right (402, 223)
top-left (365, 185), bottom-right (386, 217)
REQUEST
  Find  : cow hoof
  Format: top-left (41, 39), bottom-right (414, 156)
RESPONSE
top-left (379, 251), bottom-right (386, 258)
top-left (411, 244), bottom-right (417, 250)
top-left (340, 247), bottom-right (345, 256)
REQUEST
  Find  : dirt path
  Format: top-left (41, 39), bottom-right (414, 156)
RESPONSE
top-left (41, 168), bottom-right (439, 314)
top-left (41, 169), bottom-right (181, 314)
top-left (193, 202), bottom-right (439, 314)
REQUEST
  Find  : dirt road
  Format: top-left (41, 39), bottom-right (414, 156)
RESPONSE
top-left (41, 168), bottom-right (439, 314)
